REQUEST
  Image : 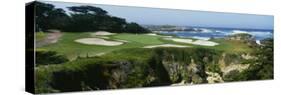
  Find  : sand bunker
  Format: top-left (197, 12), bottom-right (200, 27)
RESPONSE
top-left (75, 38), bottom-right (123, 46)
top-left (192, 40), bottom-right (219, 46)
top-left (170, 38), bottom-right (219, 46)
top-left (143, 44), bottom-right (189, 48)
top-left (91, 31), bottom-right (115, 36)
top-left (146, 33), bottom-right (158, 36)
top-left (146, 33), bottom-right (173, 38)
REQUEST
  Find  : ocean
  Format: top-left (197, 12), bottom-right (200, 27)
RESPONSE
top-left (157, 27), bottom-right (273, 41)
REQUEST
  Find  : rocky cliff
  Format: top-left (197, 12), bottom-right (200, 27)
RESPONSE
top-left (35, 47), bottom-right (257, 93)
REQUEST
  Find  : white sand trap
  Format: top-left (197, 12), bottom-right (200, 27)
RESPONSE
top-left (91, 31), bottom-right (115, 36)
top-left (146, 33), bottom-right (158, 36)
top-left (192, 40), bottom-right (219, 46)
top-left (75, 38), bottom-right (123, 46)
top-left (171, 38), bottom-right (219, 46)
top-left (146, 33), bottom-right (173, 38)
top-left (172, 38), bottom-right (193, 43)
top-left (143, 44), bottom-right (190, 48)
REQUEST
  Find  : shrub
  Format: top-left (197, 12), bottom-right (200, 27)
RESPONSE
top-left (36, 51), bottom-right (69, 66)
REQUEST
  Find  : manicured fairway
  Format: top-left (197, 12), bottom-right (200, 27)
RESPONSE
top-left (37, 32), bottom-right (253, 60)
top-left (111, 33), bottom-right (164, 45)
top-left (37, 32), bottom-right (170, 60)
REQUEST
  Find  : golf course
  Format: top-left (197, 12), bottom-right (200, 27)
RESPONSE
top-left (37, 31), bottom-right (253, 60)
top-left (33, 1), bottom-right (273, 94)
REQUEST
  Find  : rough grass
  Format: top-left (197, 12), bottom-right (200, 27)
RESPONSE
top-left (208, 38), bottom-right (253, 53)
top-left (35, 48), bottom-right (153, 93)
top-left (36, 31), bottom-right (46, 41)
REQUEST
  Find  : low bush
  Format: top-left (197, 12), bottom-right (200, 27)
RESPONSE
top-left (36, 51), bottom-right (69, 66)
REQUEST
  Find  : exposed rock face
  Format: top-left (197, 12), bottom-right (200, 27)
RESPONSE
top-left (160, 52), bottom-right (252, 85)
top-left (218, 53), bottom-right (250, 75)
top-left (221, 64), bottom-right (250, 75)
top-left (206, 71), bottom-right (224, 83)
top-left (241, 53), bottom-right (255, 60)
top-left (161, 58), bottom-right (206, 85)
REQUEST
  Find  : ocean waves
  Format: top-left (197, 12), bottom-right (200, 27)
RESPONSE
top-left (157, 28), bottom-right (273, 41)
top-left (230, 30), bottom-right (273, 40)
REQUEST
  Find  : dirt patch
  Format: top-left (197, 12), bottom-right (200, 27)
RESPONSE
top-left (143, 44), bottom-right (190, 48)
top-left (75, 38), bottom-right (123, 46)
top-left (36, 31), bottom-right (62, 47)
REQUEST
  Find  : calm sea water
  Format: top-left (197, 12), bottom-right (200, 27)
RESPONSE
top-left (158, 28), bottom-right (273, 41)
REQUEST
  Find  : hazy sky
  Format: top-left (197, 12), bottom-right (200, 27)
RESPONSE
top-left (43, 1), bottom-right (274, 30)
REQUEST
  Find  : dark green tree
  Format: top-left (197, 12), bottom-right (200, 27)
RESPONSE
top-left (124, 22), bottom-right (150, 33)
top-left (68, 6), bottom-right (107, 15)
top-left (35, 2), bottom-right (150, 33)
top-left (35, 2), bottom-right (70, 32)
top-left (67, 6), bottom-right (128, 32)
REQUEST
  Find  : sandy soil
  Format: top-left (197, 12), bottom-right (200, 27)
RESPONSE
top-left (170, 38), bottom-right (219, 46)
top-left (143, 44), bottom-right (190, 48)
top-left (75, 38), bottom-right (123, 46)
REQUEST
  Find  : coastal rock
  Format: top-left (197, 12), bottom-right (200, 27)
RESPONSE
top-left (225, 33), bottom-right (257, 46)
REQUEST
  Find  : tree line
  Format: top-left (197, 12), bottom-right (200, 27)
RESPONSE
top-left (35, 1), bottom-right (150, 33)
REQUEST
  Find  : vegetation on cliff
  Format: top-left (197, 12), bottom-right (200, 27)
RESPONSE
top-left (35, 42), bottom-right (273, 93)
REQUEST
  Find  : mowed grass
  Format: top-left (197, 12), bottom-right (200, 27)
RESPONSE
top-left (37, 32), bottom-right (168, 60)
top-left (37, 32), bottom-right (253, 60)
top-left (111, 33), bottom-right (164, 45)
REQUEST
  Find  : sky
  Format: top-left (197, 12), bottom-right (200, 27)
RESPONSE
top-left (43, 1), bottom-right (274, 30)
